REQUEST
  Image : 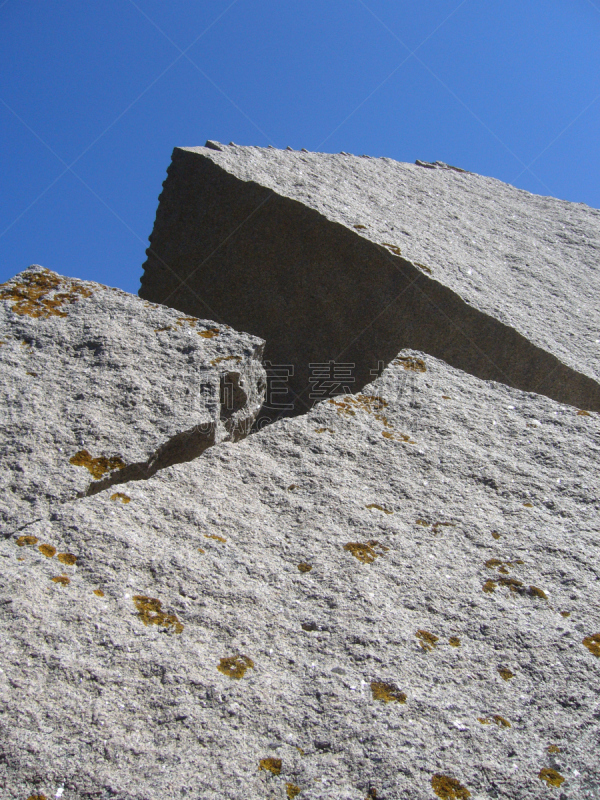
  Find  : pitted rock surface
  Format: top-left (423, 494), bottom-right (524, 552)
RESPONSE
top-left (140, 144), bottom-right (600, 417)
top-left (2, 350), bottom-right (599, 799)
top-left (0, 266), bottom-right (266, 527)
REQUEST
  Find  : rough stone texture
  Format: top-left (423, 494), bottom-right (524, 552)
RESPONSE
top-left (0, 266), bottom-right (266, 528)
top-left (2, 350), bottom-right (599, 800)
top-left (140, 144), bottom-right (600, 418)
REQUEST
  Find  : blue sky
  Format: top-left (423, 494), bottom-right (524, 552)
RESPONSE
top-left (1, 0), bottom-right (599, 293)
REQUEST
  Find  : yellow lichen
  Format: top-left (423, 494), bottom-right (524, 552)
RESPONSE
top-left (297, 563), bottom-right (312, 573)
top-left (132, 595), bottom-right (183, 634)
top-left (477, 717), bottom-right (491, 724)
top-left (353, 224), bottom-right (366, 230)
top-left (0, 268), bottom-right (92, 318)
top-left (415, 519), bottom-right (429, 526)
top-left (198, 328), bottom-right (220, 338)
top-left (286, 784), bottom-right (301, 798)
top-left (538, 768), bottom-right (564, 787)
top-left (370, 681), bottom-right (406, 704)
top-left (394, 355), bottom-right (426, 372)
top-left (210, 355), bottom-right (242, 365)
top-left (93, 589), bottom-right (104, 597)
top-left (16, 535), bottom-right (38, 546)
top-left (416, 630), bottom-right (438, 651)
top-left (523, 502), bottom-right (533, 508)
top-left (204, 533), bottom-right (226, 542)
top-left (176, 317), bottom-right (197, 327)
top-left (365, 504), bottom-right (393, 514)
top-left (110, 492), bottom-right (131, 504)
top-left (69, 450), bottom-right (126, 479)
top-left (497, 667), bottom-right (514, 681)
top-left (485, 558), bottom-right (504, 569)
top-left (27, 795), bottom-right (48, 800)
top-left (529, 586), bottom-right (547, 600)
top-left (415, 262), bottom-right (433, 274)
top-left (218, 654), bottom-right (254, 679)
top-left (492, 715), bottom-right (511, 728)
top-left (344, 541), bottom-right (386, 564)
top-left (577, 409), bottom-right (591, 416)
top-left (153, 326), bottom-right (172, 332)
top-left (448, 637), bottom-right (461, 647)
top-left (38, 544), bottom-right (56, 558)
top-left (315, 427), bottom-right (334, 434)
top-left (582, 633), bottom-right (600, 657)
top-left (259, 757), bottom-right (281, 775)
top-left (197, 547), bottom-right (205, 554)
top-left (482, 580), bottom-right (497, 593)
top-left (382, 242), bottom-right (402, 256)
top-left (431, 774), bottom-right (471, 799)
top-left (51, 575), bottom-right (70, 585)
top-left (491, 531), bottom-right (501, 540)
top-left (560, 611), bottom-right (570, 618)
top-left (547, 745), bottom-right (560, 754)
top-left (57, 553), bottom-right (77, 566)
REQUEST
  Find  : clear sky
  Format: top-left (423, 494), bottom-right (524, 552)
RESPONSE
top-left (1, 0), bottom-right (599, 294)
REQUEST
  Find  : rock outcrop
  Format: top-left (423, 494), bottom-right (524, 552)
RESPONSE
top-left (1, 349), bottom-right (599, 799)
top-left (140, 143), bottom-right (600, 420)
top-left (0, 266), bottom-right (266, 528)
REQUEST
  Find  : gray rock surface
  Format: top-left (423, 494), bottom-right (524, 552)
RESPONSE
top-left (0, 266), bottom-right (266, 528)
top-left (140, 144), bottom-right (600, 418)
top-left (2, 349), bottom-right (599, 799)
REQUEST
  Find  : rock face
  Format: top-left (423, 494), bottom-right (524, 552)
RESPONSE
top-left (0, 266), bottom-right (266, 527)
top-left (1, 349), bottom-right (599, 800)
top-left (140, 143), bottom-right (600, 420)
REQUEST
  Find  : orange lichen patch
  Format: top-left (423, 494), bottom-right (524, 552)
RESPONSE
top-left (204, 533), bottom-right (226, 543)
top-left (485, 558), bottom-right (504, 569)
top-left (57, 553), bottom-right (77, 566)
top-left (38, 544), bottom-right (56, 558)
top-left (69, 450), bottom-right (126, 479)
top-left (27, 795), bottom-right (48, 800)
top-left (497, 667), bottom-right (514, 681)
top-left (528, 586), bottom-right (547, 600)
top-left (560, 611), bottom-right (570, 618)
top-left (582, 633), bottom-right (600, 657)
top-left (498, 566), bottom-right (509, 574)
top-left (492, 715), bottom-right (511, 728)
top-left (286, 784), bottom-right (301, 798)
top-left (448, 637), bottom-right (461, 647)
top-left (365, 503), bottom-right (393, 514)
top-left (17, 557), bottom-right (25, 561)
top-left (297, 563), bottom-right (312, 573)
top-left (370, 681), bottom-right (407, 703)
top-left (26, 371), bottom-right (37, 376)
top-left (415, 262), bottom-right (433, 275)
top-left (16, 535), bottom-right (38, 546)
top-left (198, 328), bottom-right (220, 338)
top-left (477, 717), bottom-right (491, 724)
top-left (0, 268), bottom-right (92, 318)
top-left (176, 317), bottom-right (198, 327)
top-left (210, 355), bottom-right (242, 366)
top-left (431, 774), bottom-right (471, 799)
top-left (110, 492), bottom-right (131, 504)
top-left (548, 745), bottom-right (560, 754)
top-left (382, 430), bottom-right (416, 444)
top-left (491, 531), bottom-right (501, 540)
top-left (353, 224), bottom-right (366, 230)
top-left (51, 575), bottom-right (70, 585)
top-left (523, 502), bottom-right (533, 508)
top-left (93, 589), bottom-right (104, 597)
top-left (153, 326), bottom-right (173, 332)
top-left (344, 540), bottom-right (387, 564)
top-left (218, 654), bottom-right (254, 679)
top-left (577, 409), bottom-right (591, 416)
top-left (432, 521), bottom-right (456, 532)
top-left (315, 427), bottom-right (334, 434)
top-left (394, 355), bottom-right (427, 372)
top-left (441, 394), bottom-right (451, 399)
top-left (538, 768), bottom-right (564, 788)
top-left (499, 577), bottom-right (524, 593)
top-left (259, 757), bottom-right (281, 775)
top-left (132, 595), bottom-right (184, 634)
top-left (416, 630), bottom-right (438, 651)
top-left (482, 580), bottom-right (497, 594)
top-left (197, 547), bottom-right (205, 554)
top-left (382, 242), bottom-right (402, 256)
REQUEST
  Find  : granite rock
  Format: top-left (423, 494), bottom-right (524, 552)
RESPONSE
top-left (1, 349), bottom-right (599, 799)
top-left (140, 144), bottom-right (600, 419)
top-left (0, 266), bottom-right (266, 528)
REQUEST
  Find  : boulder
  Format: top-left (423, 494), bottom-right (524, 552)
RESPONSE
top-left (2, 349), bottom-right (599, 799)
top-left (0, 266), bottom-right (266, 528)
top-left (140, 143), bottom-right (600, 420)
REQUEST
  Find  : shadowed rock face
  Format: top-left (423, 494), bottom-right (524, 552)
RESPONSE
top-left (140, 144), bottom-right (600, 419)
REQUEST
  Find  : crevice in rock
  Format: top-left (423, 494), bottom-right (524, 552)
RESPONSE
top-left (140, 148), bottom-right (600, 417)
